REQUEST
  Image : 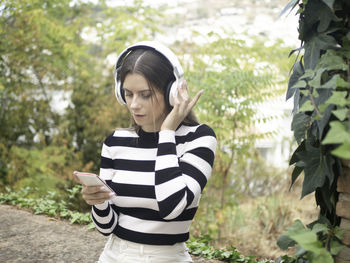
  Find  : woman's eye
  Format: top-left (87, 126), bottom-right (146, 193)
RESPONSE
top-left (125, 93), bottom-right (132, 97)
top-left (142, 93), bottom-right (151, 99)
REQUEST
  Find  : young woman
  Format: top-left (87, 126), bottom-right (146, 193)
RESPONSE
top-left (78, 41), bottom-right (217, 263)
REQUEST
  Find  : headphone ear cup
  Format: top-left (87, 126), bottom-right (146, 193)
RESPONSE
top-left (115, 80), bottom-right (127, 105)
top-left (165, 81), bottom-right (173, 107)
top-left (120, 85), bottom-right (125, 103)
top-left (166, 80), bottom-right (178, 107)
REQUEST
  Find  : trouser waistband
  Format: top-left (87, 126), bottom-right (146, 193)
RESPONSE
top-left (108, 235), bottom-right (188, 255)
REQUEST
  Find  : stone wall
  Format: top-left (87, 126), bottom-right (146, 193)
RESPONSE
top-left (336, 159), bottom-right (350, 263)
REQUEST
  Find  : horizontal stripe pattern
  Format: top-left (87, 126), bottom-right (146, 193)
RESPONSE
top-left (91, 123), bottom-right (216, 245)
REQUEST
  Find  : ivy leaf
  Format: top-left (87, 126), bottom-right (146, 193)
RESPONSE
top-left (298, 100), bottom-right (314, 112)
top-left (286, 61), bottom-right (304, 101)
top-left (309, 68), bottom-right (324, 89)
top-left (324, 154), bottom-right (335, 185)
top-left (322, 121), bottom-right (350, 144)
top-left (290, 165), bottom-right (304, 190)
top-left (302, 165), bottom-right (325, 198)
top-left (282, 220), bottom-right (326, 254)
top-left (316, 185), bottom-right (334, 213)
top-left (321, 0), bottom-right (335, 9)
top-left (288, 46), bottom-right (304, 58)
top-left (279, 0), bottom-right (299, 18)
top-left (332, 108), bottom-right (349, 121)
top-left (293, 88), bottom-right (300, 115)
top-left (316, 51), bottom-right (348, 72)
top-left (332, 142), bottom-right (350, 159)
top-left (334, 226), bottom-right (346, 240)
top-left (292, 113), bottom-right (311, 143)
top-left (312, 223), bottom-right (329, 234)
top-left (335, 76), bottom-right (350, 88)
top-left (282, 219), bottom-right (306, 234)
top-left (316, 104), bottom-right (334, 139)
top-left (330, 240), bottom-right (345, 255)
top-left (297, 141), bottom-right (325, 198)
top-left (300, 69), bottom-right (316, 80)
top-left (292, 80), bottom-right (308, 90)
top-left (301, 0), bottom-right (335, 34)
top-left (325, 91), bottom-right (348, 107)
top-left (290, 140), bottom-right (306, 165)
top-left (304, 33), bottom-right (338, 69)
top-left (320, 74), bottom-right (350, 90)
top-left (277, 235), bottom-right (296, 250)
top-left (315, 88), bottom-right (333, 107)
top-left (313, 251), bottom-right (335, 263)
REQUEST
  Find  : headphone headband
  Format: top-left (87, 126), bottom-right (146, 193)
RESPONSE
top-left (114, 41), bottom-right (184, 106)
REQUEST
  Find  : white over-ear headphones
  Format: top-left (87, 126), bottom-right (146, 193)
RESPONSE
top-left (114, 41), bottom-right (184, 107)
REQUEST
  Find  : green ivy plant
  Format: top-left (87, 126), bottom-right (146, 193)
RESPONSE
top-left (0, 186), bottom-right (93, 226)
top-left (186, 236), bottom-right (274, 263)
top-left (277, 0), bottom-right (350, 261)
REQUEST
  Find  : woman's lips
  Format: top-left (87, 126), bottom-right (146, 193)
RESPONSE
top-left (133, 114), bottom-right (145, 119)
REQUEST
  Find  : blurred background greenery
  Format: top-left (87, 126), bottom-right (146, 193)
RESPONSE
top-left (0, 0), bottom-right (319, 260)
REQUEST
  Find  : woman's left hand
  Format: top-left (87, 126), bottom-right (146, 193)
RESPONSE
top-left (161, 80), bottom-right (203, 131)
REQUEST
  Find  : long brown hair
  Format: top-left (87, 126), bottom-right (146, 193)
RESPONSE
top-left (119, 48), bottom-right (199, 132)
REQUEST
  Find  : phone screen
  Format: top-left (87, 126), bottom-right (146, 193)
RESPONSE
top-left (73, 171), bottom-right (113, 192)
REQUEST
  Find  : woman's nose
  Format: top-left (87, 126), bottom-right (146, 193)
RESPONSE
top-left (130, 96), bottom-right (141, 110)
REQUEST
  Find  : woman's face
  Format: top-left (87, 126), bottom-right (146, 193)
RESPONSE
top-left (123, 73), bottom-right (167, 132)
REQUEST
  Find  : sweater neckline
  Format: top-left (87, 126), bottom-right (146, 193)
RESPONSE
top-left (138, 122), bottom-right (185, 139)
top-left (138, 128), bottom-right (159, 137)
top-left (137, 129), bottom-right (159, 145)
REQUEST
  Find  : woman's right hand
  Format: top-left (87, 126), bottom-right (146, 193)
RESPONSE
top-left (81, 185), bottom-right (113, 206)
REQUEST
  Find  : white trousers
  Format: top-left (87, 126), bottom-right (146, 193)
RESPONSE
top-left (98, 235), bottom-right (193, 263)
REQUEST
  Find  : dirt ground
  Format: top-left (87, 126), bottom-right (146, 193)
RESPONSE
top-left (0, 205), bottom-right (222, 263)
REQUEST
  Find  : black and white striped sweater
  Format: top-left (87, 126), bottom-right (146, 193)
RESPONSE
top-left (92, 123), bottom-right (216, 245)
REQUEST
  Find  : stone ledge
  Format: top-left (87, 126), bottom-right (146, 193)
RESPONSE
top-left (341, 159), bottom-right (350, 168)
top-left (339, 193), bottom-right (350, 202)
top-left (341, 219), bottom-right (350, 230)
top-left (336, 201), bottom-right (350, 219)
top-left (338, 166), bottom-right (350, 194)
top-left (343, 231), bottom-right (350, 246)
top-left (337, 246), bottom-right (350, 262)
top-left (335, 257), bottom-right (350, 263)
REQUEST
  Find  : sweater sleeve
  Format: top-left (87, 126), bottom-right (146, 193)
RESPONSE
top-left (91, 136), bottom-right (119, 235)
top-left (155, 125), bottom-right (217, 220)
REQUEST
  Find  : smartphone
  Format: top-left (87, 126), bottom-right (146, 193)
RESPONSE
top-left (73, 171), bottom-right (113, 192)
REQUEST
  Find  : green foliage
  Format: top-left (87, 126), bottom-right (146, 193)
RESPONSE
top-left (3, 144), bottom-right (82, 197)
top-left (0, 0), bottom-right (89, 149)
top-left (280, 0), bottom-right (350, 260)
top-left (0, 186), bottom-right (93, 226)
top-left (186, 236), bottom-right (273, 263)
top-left (277, 219), bottom-right (344, 263)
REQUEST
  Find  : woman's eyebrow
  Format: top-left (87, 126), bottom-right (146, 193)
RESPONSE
top-left (123, 88), bottom-right (151, 93)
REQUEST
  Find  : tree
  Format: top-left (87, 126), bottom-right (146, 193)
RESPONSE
top-left (0, 0), bottom-right (162, 187)
top-left (0, 0), bottom-right (94, 185)
top-left (181, 34), bottom-right (293, 240)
